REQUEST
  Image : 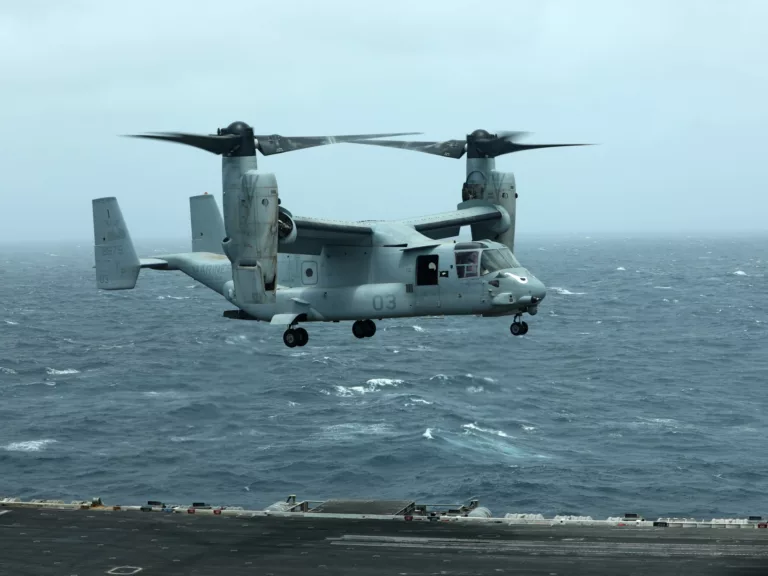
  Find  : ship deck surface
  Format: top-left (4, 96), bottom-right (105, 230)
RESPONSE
top-left (2, 506), bottom-right (768, 575)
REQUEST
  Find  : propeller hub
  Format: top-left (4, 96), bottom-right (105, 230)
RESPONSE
top-left (220, 121), bottom-right (252, 137)
top-left (469, 129), bottom-right (492, 140)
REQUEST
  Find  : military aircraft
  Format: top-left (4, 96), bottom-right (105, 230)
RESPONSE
top-left (92, 121), bottom-right (573, 348)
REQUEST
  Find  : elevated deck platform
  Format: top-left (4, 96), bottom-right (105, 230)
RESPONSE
top-left (2, 495), bottom-right (767, 575)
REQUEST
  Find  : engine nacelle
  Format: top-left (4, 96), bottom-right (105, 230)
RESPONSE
top-left (459, 170), bottom-right (517, 253)
top-left (221, 170), bottom-right (279, 305)
top-left (277, 207), bottom-right (297, 244)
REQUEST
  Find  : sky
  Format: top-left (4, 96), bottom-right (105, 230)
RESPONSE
top-left (0, 0), bottom-right (766, 243)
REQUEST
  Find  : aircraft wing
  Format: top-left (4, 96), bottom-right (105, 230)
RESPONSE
top-left (396, 205), bottom-right (504, 240)
top-left (283, 216), bottom-right (374, 254)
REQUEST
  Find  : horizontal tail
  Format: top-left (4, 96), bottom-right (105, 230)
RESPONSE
top-left (92, 197), bottom-right (140, 290)
top-left (190, 193), bottom-right (225, 254)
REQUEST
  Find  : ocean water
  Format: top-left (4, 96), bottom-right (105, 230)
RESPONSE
top-left (1, 235), bottom-right (767, 519)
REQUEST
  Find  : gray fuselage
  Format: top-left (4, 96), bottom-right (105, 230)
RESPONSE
top-left (164, 240), bottom-right (546, 323)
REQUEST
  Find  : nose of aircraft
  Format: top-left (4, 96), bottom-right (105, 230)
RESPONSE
top-left (528, 275), bottom-right (547, 303)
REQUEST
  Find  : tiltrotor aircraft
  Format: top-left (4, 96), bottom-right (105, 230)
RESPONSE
top-left (92, 121), bottom-right (581, 347)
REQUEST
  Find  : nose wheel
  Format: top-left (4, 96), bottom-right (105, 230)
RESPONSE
top-left (283, 326), bottom-right (309, 347)
top-left (352, 319), bottom-right (376, 339)
top-left (510, 316), bottom-right (529, 336)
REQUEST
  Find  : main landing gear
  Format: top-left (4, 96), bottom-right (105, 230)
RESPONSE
top-left (352, 319), bottom-right (376, 339)
top-left (283, 326), bottom-right (308, 348)
top-left (510, 315), bottom-right (529, 336)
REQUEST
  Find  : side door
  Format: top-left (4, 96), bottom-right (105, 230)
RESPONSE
top-left (454, 250), bottom-right (484, 304)
top-left (414, 254), bottom-right (441, 311)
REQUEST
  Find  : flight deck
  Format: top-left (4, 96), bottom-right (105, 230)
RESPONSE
top-left (2, 494), bottom-right (768, 575)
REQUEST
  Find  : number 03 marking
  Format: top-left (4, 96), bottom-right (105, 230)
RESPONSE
top-left (373, 295), bottom-right (396, 310)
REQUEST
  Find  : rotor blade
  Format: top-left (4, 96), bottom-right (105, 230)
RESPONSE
top-left (484, 141), bottom-right (593, 158)
top-left (125, 132), bottom-right (240, 155)
top-left (494, 131), bottom-right (531, 140)
top-left (347, 139), bottom-right (467, 159)
top-left (254, 132), bottom-right (423, 156)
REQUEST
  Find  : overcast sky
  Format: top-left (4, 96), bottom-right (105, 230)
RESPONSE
top-left (1, 0), bottom-right (766, 243)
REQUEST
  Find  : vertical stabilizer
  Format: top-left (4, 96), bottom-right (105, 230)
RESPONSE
top-left (190, 193), bottom-right (225, 254)
top-left (92, 197), bottom-right (140, 290)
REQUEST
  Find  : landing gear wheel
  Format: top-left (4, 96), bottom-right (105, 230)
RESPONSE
top-left (283, 328), bottom-right (299, 347)
top-left (352, 321), bottom-right (366, 339)
top-left (510, 320), bottom-right (529, 336)
top-left (295, 327), bottom-right (309, 346)
top-left (353, 320), bottom-right (376, 339)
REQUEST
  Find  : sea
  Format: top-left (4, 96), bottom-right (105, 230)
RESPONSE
top-left (1, 235), bottom-right (767, 520)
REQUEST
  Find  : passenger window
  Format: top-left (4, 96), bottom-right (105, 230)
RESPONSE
top-left (455, 250), bottom-right (479, 278)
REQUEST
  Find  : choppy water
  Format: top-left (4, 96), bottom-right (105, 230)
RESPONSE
top-left (1, 235), bottom-right (767, 519)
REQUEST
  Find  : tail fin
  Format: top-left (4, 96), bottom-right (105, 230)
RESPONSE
top-left (92, 197), bottom-right (140, 290)
top-left (190, 193), bottom-right (225, 254)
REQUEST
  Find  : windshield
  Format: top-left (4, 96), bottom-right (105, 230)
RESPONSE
top-left (480, 248), bottom-right (521, 275)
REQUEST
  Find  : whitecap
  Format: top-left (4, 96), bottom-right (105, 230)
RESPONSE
top-left (366, 378), bottom-right (403, 388)
top-left (653, 286), bottom-right (673, 290)
top-left (429, 374), bottom-right (450, 381)
top-left (334, 378), bottom-right (402, 396)
top-left (551, 286), bottom-right (586, 295)
top-left (405, 397), bottom-right (433, 407)
top-left (142, 390), bottom-right (183, 399)
top-left (733, 270), bottom-right (747, 276)
top-left (319, 422), bottom-right (393, 440)
top-left (423, 428), bottom-right (434, 440)
top-left (616, 266), bottom-right (626, 271)
top-left (412, 397), bottom-right (432, 405)
top-left (522, 425), bottom-right (536, 432)
top-left (0, 367), bottom-right (17, 375)
top-left (466, 385), bottom-right (484, 394)
top-left (4, 439), bottom-right (57, 452)
top-left (412, 325), bottom-right (425, 332)
top-left (45, 368), bottom-right (79, 375)
top-left (4, 320), bottom-right (18, 325)
top-left (462, 422), bottom-right (511, 438)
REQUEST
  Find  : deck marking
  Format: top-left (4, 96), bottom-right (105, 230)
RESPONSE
top-left (106, 567), bottom-right (142, 575)
top-left (0, 510), bottom-right (10, 517)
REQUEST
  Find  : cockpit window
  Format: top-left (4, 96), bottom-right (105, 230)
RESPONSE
top-left (480, 248), bottom-right (521, 275)
top-left (455, 250), bottom-right (479, 278)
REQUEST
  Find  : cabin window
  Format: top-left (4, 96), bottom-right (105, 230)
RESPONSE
top-left (455, 250), bottom-right (480, 278)
top-left (480, 249), bottom-right (520, 275)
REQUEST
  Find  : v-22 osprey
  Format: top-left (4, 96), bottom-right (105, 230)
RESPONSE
top-left (91, 121), bottom-right (586, 347)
